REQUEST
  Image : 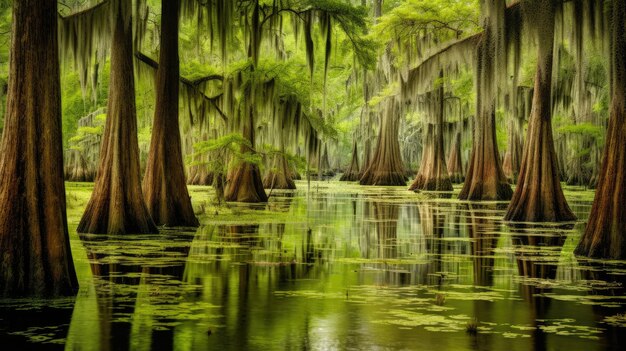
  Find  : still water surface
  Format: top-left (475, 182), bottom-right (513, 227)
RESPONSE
top-left (1, 181), bottom-right (625, 350)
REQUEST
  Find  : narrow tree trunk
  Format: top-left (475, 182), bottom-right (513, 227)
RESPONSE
top-left (503, 109), bottom-right (524, 183)
top-left (502, 130), bottom-right (523, 183)
top-left (340, 139), bottom-right (360, 181)
top-left (575, 0), bottom-right (626, 258)
top-left (142, 0), bottom-right (199, 227)
top-left (410, 72), bottom-right (453, 191)
top-left (360, 100), bottom-right (407, 186)
top-left (459, 0), bottom-right (512, 201)
top-left (65, 149), bottom-right (95, 182)
top-left (78, 2), bottom-right (158, 234)
top-left (225, 110), bottom-right (268, 202)
top-left (447, 127), bottom-right (464, 183)
top-left (263, 154), bottom-right (296, 190)
top-left (262, 130), bottom-right (296, 189)
top-left (0, 0), bottom-right (78, 296)
top-left (505, 1), bottom-right (575, 222)
top-left (320, 143), bottom-right (333, 177)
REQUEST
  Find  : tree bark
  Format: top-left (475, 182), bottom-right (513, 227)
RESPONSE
top-left (459, 0), bottom-right (512, 201)
top-left (142, 0), bottom-right (199, 227)
top-left (447, 127), bottom-right (464, 183)
top-left (410, 73), bottom-right (453, 191)
top-left (65, 149), bottom-right (95, 182)
top-left (340, 139), bottom-right (360, 181)
top-left (263, 130), bottom-right (296, 190)
top-left (78, 1), bottom-right (158, 234)
top-left (0, 0), bottom-right (78, 296)
top-left (504, 1), bottom-right (575, 222)
top-left (502, 118), bottom-right (523, 183)
top-left (503, 87), bottom-right (528, 183)
top-left (359, 100), bottom-right (407, 186)
top-left (225, 110), bottom-right (268, 202)
top-left (575, 0), bottom-right (626, 258)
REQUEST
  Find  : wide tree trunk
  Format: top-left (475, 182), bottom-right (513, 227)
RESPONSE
top-left (142, 0), bottom-right (199, 227)
top-left (410, 73), bottom-right (453, 191)
top-left (359, 100), bottom-right (407, 186)
top-left (225, 111), bottom-right (268, 202)
top-left (78, 1), bottom-right (158, 234)
top-left (504, 1), bottom-right (575, 222)
top-left (575, 0), bottom-right (626, 258)
top-left (459, 0), bottom-right (512, 201)
top-left (340, 139), bottom-right (360, 181)
top-left (0, 0), bottom-right (78, 296)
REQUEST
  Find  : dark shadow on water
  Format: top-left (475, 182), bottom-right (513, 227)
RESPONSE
top-left (576, 259), bottom-right (626, 351)
top-left (0, 296), bottom-right (75, 350)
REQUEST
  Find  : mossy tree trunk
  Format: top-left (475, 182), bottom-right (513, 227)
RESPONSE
top-left (575, 0), bottom-right (626, 258)
top-left (503, 87), bottom-right (528, 183)
top-left (225, 110), bottom-right (268, 202)
top-left (0, 0), bottom-right (78, 296)
top-left (340, 139), bottom-right (360, 181)
top-left (505, 1), bottom-right (575, 223)
top-left (410, 72), bottom-right (453, 191)
top-left (78, 1), bottom-right (158, 234)
top-left (360, 100), bottom-right (406, 186)
top-left (142, 0), bottom-right (199, 227)
top-left (459, 0), bottom-right (512, 201)
top-left (263, 127), bottom-right (295, 190)
top-left (447, 126), bottom-right (464, 183)
top-left (502, 117), bottom-right (524, 183)
top-left (65, 149), bottom-right (94, 182)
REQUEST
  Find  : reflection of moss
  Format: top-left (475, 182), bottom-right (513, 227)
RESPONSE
top-left (34, 181), bottom-right (619, 348)
top-left (604, 313), bottom-right (626, 327)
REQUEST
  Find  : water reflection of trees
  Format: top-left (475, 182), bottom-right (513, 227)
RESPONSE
top-left (576, 259), bottom-right (626, 349)
top-left (185, 221), bottom-right (318, 350)
top-left (68, 231), bottom-right (193, 350)
top-left (466, 204), bottom-right (505, 287)
top-left (511, 223), bottom-right (568, 350)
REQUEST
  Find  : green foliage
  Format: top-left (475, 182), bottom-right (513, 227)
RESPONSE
top-left (368, 83), bottom-right (398, 109)
top-left (557, 123), bottom-right (603, 140)
top-left (191, 133), bottom-right (262, 175)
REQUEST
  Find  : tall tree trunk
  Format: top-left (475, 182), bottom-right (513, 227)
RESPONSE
top-left (142, 0), bottom-right (199, 227)
top-left (447, 126), bottom-right (464, 183)
top-left (575, 0), bottom-right (626, 258)
top-left (459, 0), bottom-right (512, 201)
top-left (225, 110), bottom-right (268, 202)
top-left (505, 1), bottom-right (575, 222)
top-left (78, 2), bottom-right (158, 234)
top-left (340, 139), bottom-right (360, 181)
top-left (262, 129), bottom-right (296, 189)
top-left (0, 0), bottom-right (78, 296)
top-left (359, 100), bottom-right (407, 186)
top-left (410, 72), bottom-right (453, 191)
top-left (502, 117), bottom-right (524, 183)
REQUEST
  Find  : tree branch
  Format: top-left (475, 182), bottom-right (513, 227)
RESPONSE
top-left (134, 51), bottom-right (227, 122)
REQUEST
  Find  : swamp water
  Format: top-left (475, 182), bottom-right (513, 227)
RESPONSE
top-left (1, 181), bottom-right (625, 350)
